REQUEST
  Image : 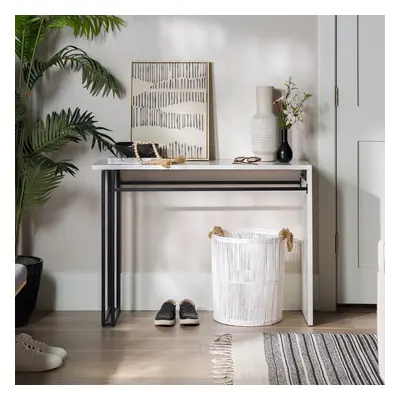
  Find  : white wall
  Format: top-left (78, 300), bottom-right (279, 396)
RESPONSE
top-left (27, 15), bottom-right (318, 311)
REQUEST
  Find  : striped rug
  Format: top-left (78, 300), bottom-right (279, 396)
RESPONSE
top-left (210, 332), bottom-right (383, 385)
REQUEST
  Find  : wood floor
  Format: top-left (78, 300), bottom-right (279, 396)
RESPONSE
top-left (15, 307), bottom-right (376, 385)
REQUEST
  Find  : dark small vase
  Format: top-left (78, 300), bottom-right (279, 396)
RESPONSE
top-left (276, 128), bottom-right (293, 163)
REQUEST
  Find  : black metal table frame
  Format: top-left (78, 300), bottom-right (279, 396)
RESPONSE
top-left (101, 170), bottom-right (309, 327)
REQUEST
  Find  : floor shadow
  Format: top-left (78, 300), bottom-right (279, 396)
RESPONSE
top-left (313, 305), bottom-right (376, 325)
top-left (26, 310), bottom-right (55, 325)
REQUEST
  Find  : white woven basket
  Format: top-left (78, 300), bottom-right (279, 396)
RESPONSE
top-left (211, 229), bottom-right (286, 326)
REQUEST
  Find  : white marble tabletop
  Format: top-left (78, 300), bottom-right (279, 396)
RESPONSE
top-left (92, 158), bottom-right (312, 171)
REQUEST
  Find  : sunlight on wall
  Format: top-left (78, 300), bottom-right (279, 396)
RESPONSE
top-left (33, 15), bottom-right (318, 310)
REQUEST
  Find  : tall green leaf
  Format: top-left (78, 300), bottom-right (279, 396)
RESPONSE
top-left (15, 15), bottom-right (126, 252)
top-left (31, 154), bottom-right (79, 177)
top-left (46, 15), bottom-right (125, 39)
top-left (21, 158), bottom-right (64, 209)
top-left (15, 90), bottom-right (25, 123)
top-left (28, 107), bottom-right (120, 157)
top-left (15, 15), bottom-right (47, 62)
top-left (24, 46), bottom-right (124, 97)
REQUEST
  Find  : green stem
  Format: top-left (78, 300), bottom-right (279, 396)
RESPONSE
top-left (18, 31), bottom-right (26, 93)
top-left (16, 17), bottom-right (45, 255)
top-left (293, 98), bottom-right (305, 115)
top-left (15, 209), bottom-right (22, 256)
top-left (24, 17), bottom-right (44, 105)
top-left (285, 86), bottom-right (290, 100)
top-left (292, 94), bottom-right (310, 116)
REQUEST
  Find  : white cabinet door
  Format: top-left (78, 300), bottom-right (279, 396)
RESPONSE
top-left (337, 15), bottom-right (385, 304)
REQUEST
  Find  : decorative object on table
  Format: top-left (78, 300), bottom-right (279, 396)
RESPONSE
top-left (251, 86), bottom-right (279, 161)
top-left (209, 227), bottom-right (293, 327)
top-left (274, 77), bottom-right (312, 163)
top-left (179, 299), bottom-right (200, 326)
top-left (210, 332), bottom-right (383, 385)
top-left (232, 156), bottom-right (261, 165)
top-left (115, 141), bottom-right (159, 158)
top-left (130, 61), bottom-right (210, 160)
top-left (15, 15), bottom-right (126, 326)
top-left (133, 140), bottom-right (187, 168)
top-left (276, 128), bottom-right (293, 163)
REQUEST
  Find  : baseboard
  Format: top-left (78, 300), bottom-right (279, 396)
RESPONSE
top-left (37, 271), bottom-right (319, 311)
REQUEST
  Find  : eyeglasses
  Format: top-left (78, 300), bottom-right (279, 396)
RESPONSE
top-left (233, 156), bottom-right (261, 165)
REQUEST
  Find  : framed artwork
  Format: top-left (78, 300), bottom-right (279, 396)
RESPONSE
top-left (130, 61), bottom-right (210, 160)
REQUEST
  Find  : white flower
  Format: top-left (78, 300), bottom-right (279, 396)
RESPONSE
top-left (285, 112), bottom-right (296, 126)
top-left (297, 111), bottom-right (305, 121)
top-left (278, 77), bottom-right (312, 128)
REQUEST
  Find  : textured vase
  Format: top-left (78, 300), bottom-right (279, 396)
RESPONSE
top-left (276, 128), bottom-right (293, 163)
top-left (251, 86), bottom-right (279, 161)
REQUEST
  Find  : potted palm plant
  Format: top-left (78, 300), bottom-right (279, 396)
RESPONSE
top-left (15, 15), bottom-right (125, 326)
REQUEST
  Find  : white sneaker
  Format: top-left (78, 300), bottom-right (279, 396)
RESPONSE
top-left (16, 333), bottom-right (67, 360)
top-left (15, 341), bottom-right (63, 372)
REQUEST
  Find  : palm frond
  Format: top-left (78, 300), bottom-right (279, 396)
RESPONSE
top-left (27, 107), bottom-right (120, 157)
top-left (31, 154), bottom-right (79, 177)
top-left (15, 15), bottom-right (125, 252)
top-left (15, 15), bottom-right (47, 62)
top-left (24, 45), bottom-right (124, 97)
top-left (15, 90), bottom-right (25, 123)
top-left (21, 158), bottom-right (64, 209)
top-left (15, 90), bottom-right (26, 150)
top-left (28, 112), bottom-right (79, 155)
top-left (46, 15), bottom-right (125, 39)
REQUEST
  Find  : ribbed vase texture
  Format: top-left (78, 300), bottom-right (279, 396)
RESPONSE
top-left (251, 86), bottom-right (278, 161)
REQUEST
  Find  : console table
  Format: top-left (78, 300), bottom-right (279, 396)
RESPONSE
top-left (91, 159), bottom-right (313, 327)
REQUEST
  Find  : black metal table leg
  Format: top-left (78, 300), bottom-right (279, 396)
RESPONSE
top-left (116, 170), bottom-right (122, 310)
top-left (101, 170), bottom-right (106, 327)
top-left (101, 170), bottom-right (121, 327)
top-left (108, 171), bottom-right (116, 326)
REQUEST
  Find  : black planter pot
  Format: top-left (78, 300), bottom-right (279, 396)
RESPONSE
top-left (15, 256), bottom-right (43, 327)
top-left (276, 128), bottom-right (293, 163)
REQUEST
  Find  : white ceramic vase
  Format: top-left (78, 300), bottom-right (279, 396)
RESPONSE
top-left (251, 86), bottom-right (279, 161)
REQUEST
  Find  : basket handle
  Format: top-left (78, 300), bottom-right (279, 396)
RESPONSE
top-left (208, 226), bottom-right (225, 239)
top-left (279, 228), bottom-right (293, 252)
top-left (209, 226), bottom-right (294, 252)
